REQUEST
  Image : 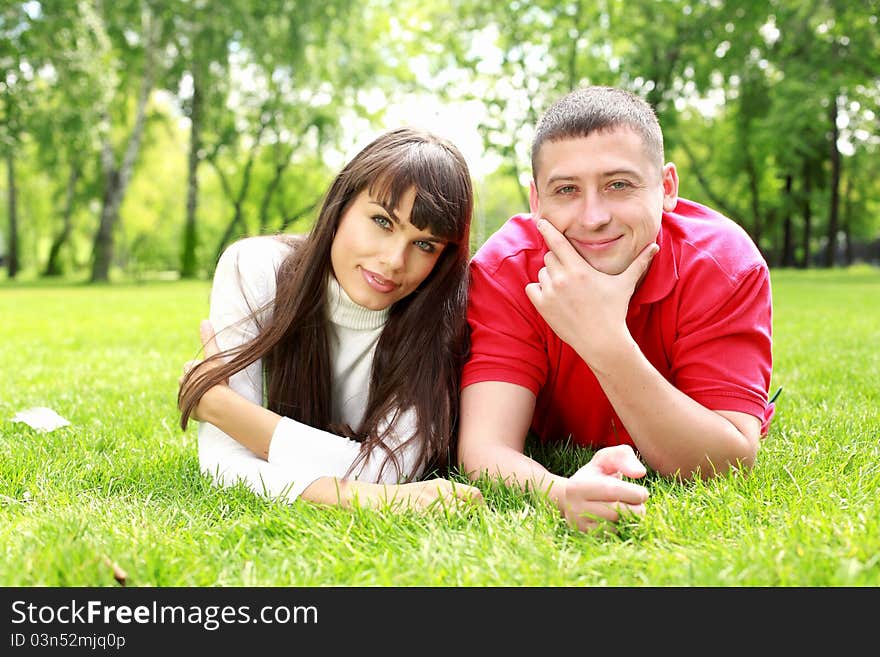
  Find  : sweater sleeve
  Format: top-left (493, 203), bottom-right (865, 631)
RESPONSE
top-left (197, 237), bottom-right (384, 502)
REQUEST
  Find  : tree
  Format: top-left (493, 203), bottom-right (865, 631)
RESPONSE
top-left (0, 2), bottom-right (44, 278)
top-left (85, 0), bottom-right (167, 282)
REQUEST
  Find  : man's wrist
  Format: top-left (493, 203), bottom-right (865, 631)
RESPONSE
top-left (576, 332), bottom-right (640, 376)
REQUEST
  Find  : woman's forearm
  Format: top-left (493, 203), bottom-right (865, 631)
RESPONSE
top-left (199, 385), bottom-right (281, 460)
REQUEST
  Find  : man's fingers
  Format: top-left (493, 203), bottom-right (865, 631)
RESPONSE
top-left (524, 281), bottom-right (542, 307)
top-left (582, 444), bottom-right (648, 479)
top-left (543, 250), bottom-right (560, 270)
top-left (537, 266), bottom-right (552, 288)
top-left (535, 218), bottom-right (582, 268)
top-left (567, 475), bottom-right (649, 505)
top-left (200, 319), bottom-right (220, 357)
top-left (619, 502), bottom-right (647, 519)
top-left (622, 242), bottom-right (659, 288)
top-left (566, 499), bottom-right (648, 533)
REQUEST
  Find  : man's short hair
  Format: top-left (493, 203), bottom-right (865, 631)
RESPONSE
top-left (531, 86), bottom-right (665, 179)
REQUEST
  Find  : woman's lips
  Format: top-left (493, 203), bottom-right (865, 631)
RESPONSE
top-left (360, 267), bottom-right (398, 293)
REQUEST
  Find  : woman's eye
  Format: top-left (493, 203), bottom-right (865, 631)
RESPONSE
top-left (372, 215), bottom-right (392, 230)
top-left (414, 240), bottom-right (435, 253)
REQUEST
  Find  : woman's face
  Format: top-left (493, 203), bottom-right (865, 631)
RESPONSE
top-left (330, 187), bottom-right (447, 310)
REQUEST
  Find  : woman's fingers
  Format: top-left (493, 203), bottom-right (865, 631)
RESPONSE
top-left (450, 481), bottom-right (485, 505)
top-left (200, 320), bottom-right (219, 357)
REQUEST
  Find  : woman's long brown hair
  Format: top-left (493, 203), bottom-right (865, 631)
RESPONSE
top-left (178, 127), bottom-right (474, 481)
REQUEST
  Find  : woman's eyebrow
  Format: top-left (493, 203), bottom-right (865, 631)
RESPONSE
top-left (368, 201), bottom-right (400, 223)
top-left (368, 201), bottom-right (447, 243)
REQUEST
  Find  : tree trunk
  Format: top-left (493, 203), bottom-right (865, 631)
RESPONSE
top-left (744, 146), bottom-right (763, 246)
top-left (91, 171), bottom-right (123, 281)
top-left (259, 161), bottom-right (289, 233)
top-left (44, 163), bottom-right (81, 276)
top-left (824, 95), bottom-right (841, 268)
top-left (180, 66), bottom-right (202, 279)
top-left (841, 174), bottom-right (853, 266)
top-left (5, 152), bottom-right (19, 279)
top-left (678, 139), bottom-right (742, 221)
top-left (279, 198), bottom-right (320, 231)
top-left (209, 118), bottom-right (268, 266)
top-left (800, 163), bottom-right (813, 269)
top-left (89, 12), bottom-right (156, 282)
top-left (781, 174), bottom-right (795, 267)
top-left (213, 205), bottom-right (244, 266)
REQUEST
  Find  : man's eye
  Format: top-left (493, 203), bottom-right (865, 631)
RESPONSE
top-left (372, 215), bottom-right (392, 229)
top-left (609, 181), bottom-right (630, 191)
top-left (414, 240), bottom-right (435, 253)
top-left (556, 185), bottom-right (577, 194)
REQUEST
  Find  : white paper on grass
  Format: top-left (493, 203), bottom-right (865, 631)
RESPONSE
top-left (11, 407), bottom-right (71, 432)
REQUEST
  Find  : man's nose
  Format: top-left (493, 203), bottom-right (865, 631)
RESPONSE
top-left (578, 192), bottom-right (612, 231)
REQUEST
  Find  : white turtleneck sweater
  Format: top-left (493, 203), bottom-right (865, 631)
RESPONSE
top-left (197, 236), bottom-right (422, 502)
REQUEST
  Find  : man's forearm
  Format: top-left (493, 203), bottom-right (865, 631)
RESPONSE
top-left (580, 336), bottom-right (758, 479)
top-left (461, 445), bottom-right (568, 508)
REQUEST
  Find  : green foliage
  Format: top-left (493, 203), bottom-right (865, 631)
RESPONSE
top-left (2, 0), bottom-right (879, 277)
top-left (0, 269), bottom-right (878, 585)
top-left (471, 169), bottom-right (528, 251)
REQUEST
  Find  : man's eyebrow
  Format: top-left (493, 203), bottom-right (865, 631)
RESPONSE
top-left (545, 169), bottom-right (644, 185)
top-left (546, 174), bottom-right (578, 185)
top-left (602, 168), bottom-right (644, 180)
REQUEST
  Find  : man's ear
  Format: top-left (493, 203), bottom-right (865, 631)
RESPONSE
top-left (661, 163), bottom-right (679, 212)
top-left (529, 180), bottom-right (540, 215)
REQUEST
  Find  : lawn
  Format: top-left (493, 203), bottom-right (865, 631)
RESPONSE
top-left (0, 267), bottom-right (878, 586)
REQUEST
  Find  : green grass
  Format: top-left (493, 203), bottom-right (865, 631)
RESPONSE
top-left (1, 267), bottom-right (878, 586)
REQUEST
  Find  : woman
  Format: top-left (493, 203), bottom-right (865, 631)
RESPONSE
top-left (178, 127), bottom-right (483, 511)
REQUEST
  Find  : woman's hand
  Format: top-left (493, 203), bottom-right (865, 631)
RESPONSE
top-left (304, 477), bottom-right (485, 512)
top-left (387, 478), bottom-right (485, 511)
top-left (179, 320), bottom-right (227, 423)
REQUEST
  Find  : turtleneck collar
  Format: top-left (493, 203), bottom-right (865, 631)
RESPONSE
top-left (326, 275), bottom-right (390, 330)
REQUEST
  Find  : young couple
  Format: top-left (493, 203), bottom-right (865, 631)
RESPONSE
top-left (178, 86), bottom-right (774, 533)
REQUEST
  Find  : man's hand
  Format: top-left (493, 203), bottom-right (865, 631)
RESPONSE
top-left (561, 445), bottom-right (649, 533)
top-left (179, 320), bottom-right (227, 422)
top-left (524, 216), bottom-right (657, 362)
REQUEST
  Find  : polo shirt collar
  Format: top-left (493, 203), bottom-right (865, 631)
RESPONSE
top-left (631, 216), bottom-right (678, 306)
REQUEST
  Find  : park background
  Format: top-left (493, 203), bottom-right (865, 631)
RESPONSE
top-left (0, 1), bottom-right (878, 586)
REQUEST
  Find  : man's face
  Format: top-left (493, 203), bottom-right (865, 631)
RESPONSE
top-left (530, 127), bottom-right (678, 275)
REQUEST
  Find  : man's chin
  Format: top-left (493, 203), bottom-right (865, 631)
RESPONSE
top-left (574, 251), bottom-right (627, 276)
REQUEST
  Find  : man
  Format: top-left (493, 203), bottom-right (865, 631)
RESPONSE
top-left (458, 86), bottom-right (774, 532)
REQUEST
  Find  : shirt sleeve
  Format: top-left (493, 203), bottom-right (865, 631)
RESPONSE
top-left (197, 237), bottom-right (413, 502)
top-left (670, 262), bottom-right (773, 426)
top-left (461, 258), bottom-right (549, 394)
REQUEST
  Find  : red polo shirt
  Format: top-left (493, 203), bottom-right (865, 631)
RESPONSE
top-left (462, 198), bottom-right (774, 448)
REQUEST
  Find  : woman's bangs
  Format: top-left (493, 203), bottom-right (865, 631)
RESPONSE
top-left (369, 156), bottom-right (467, 243)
